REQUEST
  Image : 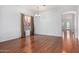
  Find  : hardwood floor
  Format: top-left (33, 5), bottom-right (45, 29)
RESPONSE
top-left (62, 29), bottom-right (79, 53)
top-left (0, 35), bottom-right (78, 53)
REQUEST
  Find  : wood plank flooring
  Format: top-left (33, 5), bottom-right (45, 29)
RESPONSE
top-left (62, 29), bottom-right (79, 53)
top-left (0, 35), bottom-right (78, 53)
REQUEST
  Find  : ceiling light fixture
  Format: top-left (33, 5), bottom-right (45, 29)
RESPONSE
top-left (35, 5), bottom-right (40, 17)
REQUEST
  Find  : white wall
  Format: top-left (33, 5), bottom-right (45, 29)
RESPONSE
top-left (78, 7), bottom-right (79, 40)
top-left (75, 11), bottom-right (78, 39)
top-left (0, 5), bottom-right (78, 42)
top-left (34, 6), bottom-right (78, 37)
top-left (34, 9), bottom-right (62, 37)
top-left (0, 6), bottom-right (3, 38)
top-left (0, 6), bottom-right (33, 42)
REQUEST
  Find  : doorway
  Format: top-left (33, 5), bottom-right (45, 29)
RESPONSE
top-left (21, 14), bottom-right (34, 38)
top-left (62, 11), bottom-right (78, 52)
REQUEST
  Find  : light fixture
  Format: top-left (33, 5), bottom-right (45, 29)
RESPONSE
top-left (34, 5), bottom-right (46, 17)
top-left (34, 5), bottom-right (40, 17)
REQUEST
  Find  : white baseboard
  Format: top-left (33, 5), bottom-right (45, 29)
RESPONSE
top-left (35, 33), bottom-right (62, 37)
top-left (0, 35), bottom-right (20, 42)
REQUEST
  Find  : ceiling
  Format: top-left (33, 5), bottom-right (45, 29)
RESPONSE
top-left (0, 5), bottom-right (77, 14)
top-left (22, 5), bottom-right (77, 12)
